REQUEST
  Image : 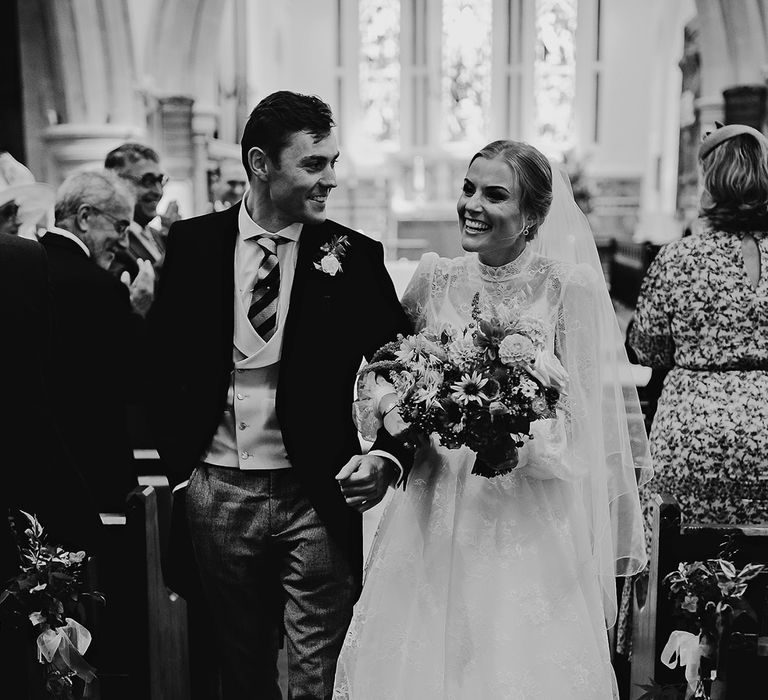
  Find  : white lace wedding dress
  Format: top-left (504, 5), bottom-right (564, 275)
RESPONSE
top-left (334, 248), bottom-right (649, 699)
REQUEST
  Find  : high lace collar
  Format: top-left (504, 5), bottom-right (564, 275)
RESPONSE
top-left (474, 245), bottom-right (533, 281)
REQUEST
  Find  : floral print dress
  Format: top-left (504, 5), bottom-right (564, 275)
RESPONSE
top-left (629, 229), bottom-right (768, 525)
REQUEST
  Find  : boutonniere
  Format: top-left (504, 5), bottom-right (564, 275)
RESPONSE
top-left (313, 234), bottom-right (350, 276)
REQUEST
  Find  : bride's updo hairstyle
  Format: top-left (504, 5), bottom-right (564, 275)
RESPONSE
top-left (699, 125), bottom-right (768, 232)
top-left (470, 140), bottom-right (553, 239)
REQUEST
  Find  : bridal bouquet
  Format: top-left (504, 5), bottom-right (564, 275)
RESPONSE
top-left (363, 293), bottom-right (568, 477)
top-left (0, 511), bottom-right (102, 698)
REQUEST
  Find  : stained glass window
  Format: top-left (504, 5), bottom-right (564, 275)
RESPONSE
top-left (534, 0), bottom-right (577, 159)
top-left (442, 0), bottom-right (492, 144)
top-left (359, 0), bottom-right (401, 142)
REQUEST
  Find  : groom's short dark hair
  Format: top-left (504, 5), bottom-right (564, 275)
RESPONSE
top-left (241, 91), bottom-right (335, 173)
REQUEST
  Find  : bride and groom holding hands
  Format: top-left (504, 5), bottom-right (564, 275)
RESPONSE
top-left (148, 90), bottom-right (651, 699)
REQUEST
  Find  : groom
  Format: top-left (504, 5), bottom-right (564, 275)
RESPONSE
top-left (148, 91), bottom-right (411, 699)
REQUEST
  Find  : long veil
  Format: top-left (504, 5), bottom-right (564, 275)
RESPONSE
top-left (532, 164), bottom-right (653, 627)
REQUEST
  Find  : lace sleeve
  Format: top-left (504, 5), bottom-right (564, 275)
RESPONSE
top-left (630, 244), bottom-right (674, 368)
top-left (353, 252), bottom-right (439, 438)
top-left (400, 252), bottom-right (439, 332)
top-left (354, 372), bottom-right (397, 442)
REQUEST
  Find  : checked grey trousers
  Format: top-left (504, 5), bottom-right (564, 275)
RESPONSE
top-left (186, 464), bottom-right (356, 700)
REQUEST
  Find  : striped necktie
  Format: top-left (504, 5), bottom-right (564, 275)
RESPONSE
top-left (248, 236), bottom-right (281, 341)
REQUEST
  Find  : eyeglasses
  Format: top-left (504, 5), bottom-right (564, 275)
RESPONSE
top-left (123, 172), bottom-right (169, 189)
top-left (87, 205), bottom-right (131, 235)
top-left (0, 201), bottom-right (19, 220)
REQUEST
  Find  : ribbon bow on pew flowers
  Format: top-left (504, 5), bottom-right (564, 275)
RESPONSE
top-left (657, 556), bottom-right (765, 699)
top-left (0, 511), bottom-right (104, 698)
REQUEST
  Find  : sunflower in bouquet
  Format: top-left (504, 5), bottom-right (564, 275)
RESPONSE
top-left (363, 293), bottom-right (568, 477)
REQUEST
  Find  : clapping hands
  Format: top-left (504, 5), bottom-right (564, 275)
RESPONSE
top-left (120, 258), bottom-right (155, 317)
top-left (159, 200), bottom-right (181, 236)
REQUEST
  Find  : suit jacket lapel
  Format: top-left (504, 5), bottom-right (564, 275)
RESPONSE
top-left (216, 207), bottom-right (239, 362)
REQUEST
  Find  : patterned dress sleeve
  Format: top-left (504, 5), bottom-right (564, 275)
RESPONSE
top-left (400, 252), bottom-right (439, 332)
top-left (515, 263), bottom-right (594, 481)
top-left (629, 245), bottom-right (675, 368)
top-left (354, 252), bottom-right (439, 440)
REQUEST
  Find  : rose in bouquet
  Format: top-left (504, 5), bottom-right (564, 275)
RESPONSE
top-left (0, 510), bottom-right (103, 698)
top-left (362, 293), bottom-right (568, 477)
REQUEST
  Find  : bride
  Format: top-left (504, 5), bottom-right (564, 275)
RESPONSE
top-left (334, 140), bottom-right (652, 699)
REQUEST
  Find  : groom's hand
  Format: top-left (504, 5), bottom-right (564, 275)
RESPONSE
top-left (335, 454), bottom-right (397, 513)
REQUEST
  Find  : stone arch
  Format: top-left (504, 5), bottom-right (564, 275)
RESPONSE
top-left (18, 0), bottom-right (144, 182)
top-left (145, 0), bottom-right (229, 107)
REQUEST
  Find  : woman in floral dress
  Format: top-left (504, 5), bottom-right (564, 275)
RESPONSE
top-left (630, 123), bottom-right (768, 526)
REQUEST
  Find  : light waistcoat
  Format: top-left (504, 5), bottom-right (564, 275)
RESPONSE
top-left (203, 197), bottom-right (302, 470)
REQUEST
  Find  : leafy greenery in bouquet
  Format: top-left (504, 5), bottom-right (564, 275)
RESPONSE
top-left (0, 510), bottom-right (103, 697)
top-left (363, 293), bottom-right (565, 478)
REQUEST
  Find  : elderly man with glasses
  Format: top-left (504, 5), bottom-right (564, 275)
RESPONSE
top-left (105, 142), bottom-right (180, 282)
top-left (38, 170), bottom-right (153, 512)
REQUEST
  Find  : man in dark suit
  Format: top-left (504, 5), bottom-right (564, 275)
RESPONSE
top-left (0, 233), bottom-right (101, 695)
top-left (40, 170), bottom-right (154, 513)
top-left (148, 91), bottom-right (412, 699)
top-left (0, 232), bottom-right (100, 574)
top-left (105, 142), bottom-right (180, 282)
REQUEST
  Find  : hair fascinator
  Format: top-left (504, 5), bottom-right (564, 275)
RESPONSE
top-left (700, 121), bottom-right (768, 159)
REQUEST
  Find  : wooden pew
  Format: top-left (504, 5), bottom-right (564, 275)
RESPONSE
top-left (630, 494), bottom-right (768, 699)
top-left (91, 486), bottom-right (190, 700)
top-left (135, 455), bottom-right (224, 700)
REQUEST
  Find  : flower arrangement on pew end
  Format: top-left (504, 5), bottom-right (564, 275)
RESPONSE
top-left (361, 292), bottom-right (568, 478)
top-left (637, 550), bottom-right (765, 700)
top-left (0, 511), bottom-right (103, 698)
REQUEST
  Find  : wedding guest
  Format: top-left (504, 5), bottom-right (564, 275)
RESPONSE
top-left (617, 122), bottom-right (768, 667)
top-left (148, 90), bottom-right (412, 699)
top-left (211, 160), bottom-right (247, 211)
top-left (105, 142), bottom-right (180, 280)
top-left (0, 232), bottom-right (100, 573)
top-left (0, 150), bottom-right (54, 237)
top-left (39, 170), bottom-right (154, 512)
top-left (630, 122), bottom-right (768, 526)
top-left (0, 232), bottom-right (101, 700)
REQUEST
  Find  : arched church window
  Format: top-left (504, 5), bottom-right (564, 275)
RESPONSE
top-left (534, 0), bottom-right (577, 158)
top-left (359, 0), bottom-right (401, 143)
top-left (441, 0), bottom-right (493, 145)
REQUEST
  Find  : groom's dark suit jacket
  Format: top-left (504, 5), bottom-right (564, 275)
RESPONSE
top-left (148, 205), bottom-right (412, 573)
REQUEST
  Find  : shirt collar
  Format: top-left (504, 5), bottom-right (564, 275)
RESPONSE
top-left (238, 191), bottom-right (303, 243)
top-left (48, 225), bottom-right (91, 258)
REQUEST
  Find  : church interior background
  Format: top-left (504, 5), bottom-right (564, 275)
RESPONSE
top-left (3, 0), bottom-right (768, 295)
top-left (4, 3), bottom-right (768, 696)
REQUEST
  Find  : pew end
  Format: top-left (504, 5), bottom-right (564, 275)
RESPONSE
top-left (629, 494), bottom-right (768, 699)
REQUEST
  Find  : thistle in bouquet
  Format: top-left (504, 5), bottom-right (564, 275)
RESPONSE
top-left (364, 292), bottom-right (567, 478)
top-left (0, 510), bottom-right (103, 698)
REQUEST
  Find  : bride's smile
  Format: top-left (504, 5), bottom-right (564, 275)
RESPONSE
top-left (457, 155), bottom-right (528, 267)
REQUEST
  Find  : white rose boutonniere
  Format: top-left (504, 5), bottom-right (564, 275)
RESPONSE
top-left (314, 234), bottom-right (350, 276)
